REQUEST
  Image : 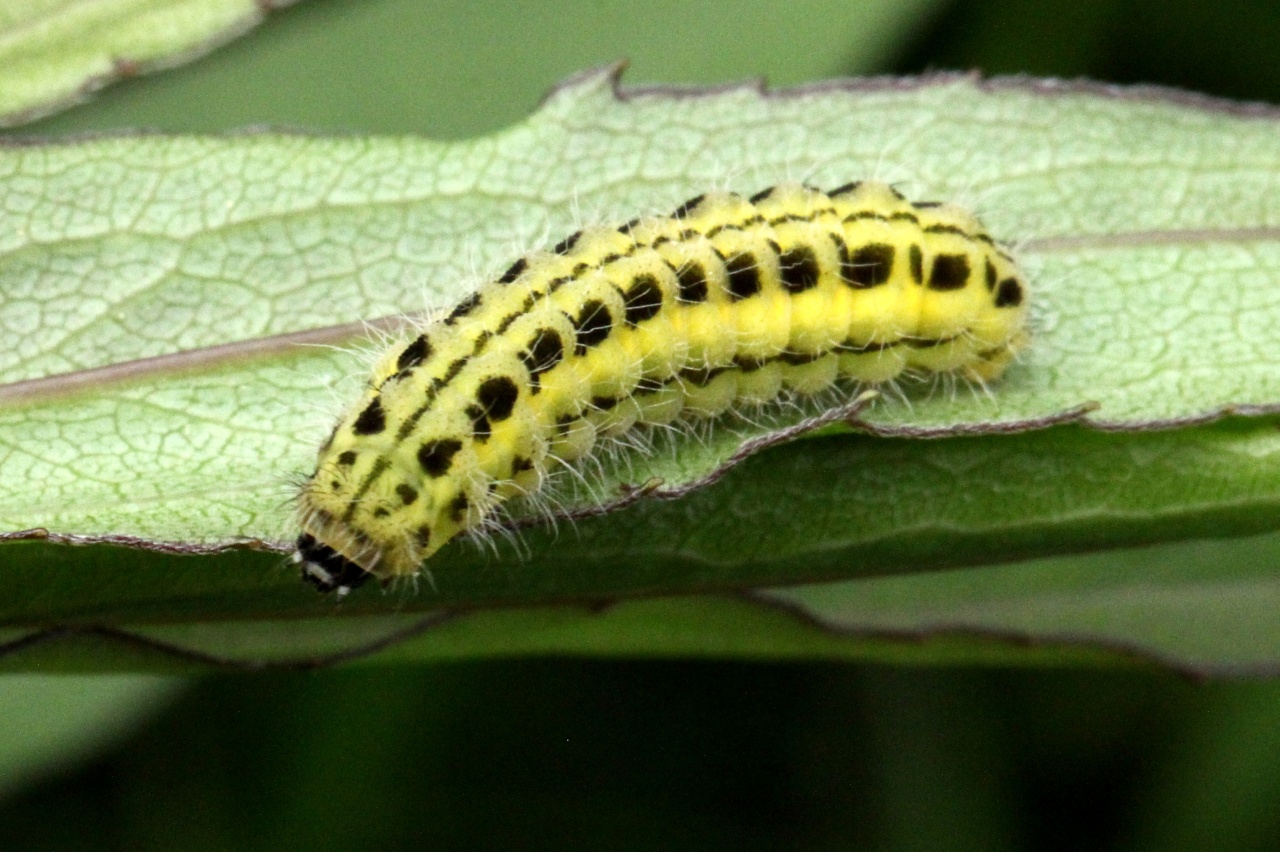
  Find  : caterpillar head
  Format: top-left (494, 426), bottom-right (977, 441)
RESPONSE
top-left (293, 531), bottom-right (374, 596)
top-left (293, 394), bottom-right (489, 595)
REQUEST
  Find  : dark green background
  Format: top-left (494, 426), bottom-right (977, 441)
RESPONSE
top-left (6, 0), bottom-right (1280, 849)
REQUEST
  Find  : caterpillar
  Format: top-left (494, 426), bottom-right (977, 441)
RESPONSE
top-left (293, 181), bottom-right (1029, 595)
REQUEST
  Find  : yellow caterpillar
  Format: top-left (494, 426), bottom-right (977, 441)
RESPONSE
top-left (294, 181), bottom-right (1029, 595)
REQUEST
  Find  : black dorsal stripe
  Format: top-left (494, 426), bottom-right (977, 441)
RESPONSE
top-left (843, 210), bottom-right (888, 225)
top-left (724, 253), bottom-right (761, 300)
top-left (928, 254), bottom-right (971, 291)
top-left (476, 375), bottom-right (519, 422)
top-left (553, 230), bottom-right (583, 255)
top-left (843, 243), bottom-right (895, 288)
top-left (342, 457), bottom-right (390, 521)
top-left (995, 278), bottom-right (1024, 307)
top-left (418, 438), bottom-right (462, 477)
top-left (445, 292), bottom-right (481, 325)
top-left (396, 335), bottom-right (432, 372)
top-left (779, 245), bottom-right (821, 293)
top-left (622, 274), bottom-right (665, 325)
top-left (675, 262), bottom-right (709, 303)
top-left (497, 257), bottom-right (528, 284)
top-left (670, 194), bottom-right (706, 219)
top-left (450, 293), bottom-right (481, 319)
top-left (908, 244), bottom-right (923, 284)
top-left (352, 398), bottom-right (386, 435)
top-left (519, 328), bottom-right (564, 392)
top-left (572, 299), bottom-right (613, 353)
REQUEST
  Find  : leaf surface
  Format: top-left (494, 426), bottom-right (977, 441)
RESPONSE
top-left (2, 69), bottom-right (1279, 671)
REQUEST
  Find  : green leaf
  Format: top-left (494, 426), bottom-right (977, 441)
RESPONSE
top-left (7, 532), bottom-right (1280, 677)
top-left (2, 69), bottom-right (1279, 671)
top-left (18, 0), bottom-right (947, 138)
top-left (0, 0), bottom-right (293, 128)
top-left (0, 674), bottom-right (183, 794)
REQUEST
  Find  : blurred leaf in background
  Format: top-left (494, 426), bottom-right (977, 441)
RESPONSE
top-left (0, 0), bottom-right (293, 128)
top-left (21, 0), bottom-right (946, 137)
top-left (0, 675), bottom-right (180, 798)
top-left (4, 0), bottom-right (1280, 850)
top-left (896, 0), bottom-right (1280, 105)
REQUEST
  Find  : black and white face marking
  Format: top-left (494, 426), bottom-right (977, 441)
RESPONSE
top-left (293, 533), bottom-right (373, 597)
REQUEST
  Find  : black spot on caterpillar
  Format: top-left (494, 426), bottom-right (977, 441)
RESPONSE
top-left (395, 335), bottom-right (432, 372)
top-left (293, 181), bottom-right (1030, 595)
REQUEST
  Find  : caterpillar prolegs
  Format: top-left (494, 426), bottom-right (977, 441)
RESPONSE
top-left (293, 181), bottom-right (1029, 595)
